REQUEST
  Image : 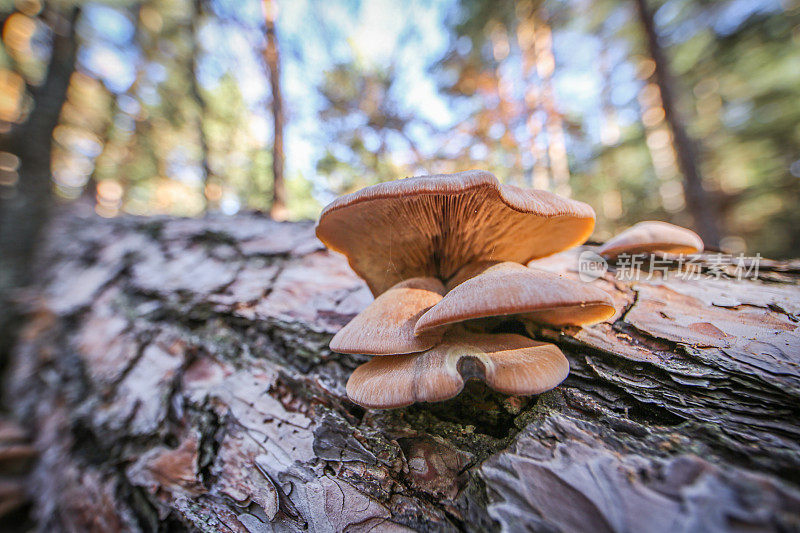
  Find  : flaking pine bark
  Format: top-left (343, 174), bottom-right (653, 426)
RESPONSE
top-left (5, 210), bottom-right (800, 532)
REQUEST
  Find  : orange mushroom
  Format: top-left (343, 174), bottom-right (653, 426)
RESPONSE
top-left (318, 171), bottom-right (604, 408)
top-left (345, 329), bottom-right (569, 409)
top-left (316, 170), bottom-right (595, 296)
top-left (598, 221), bottom-right (703, 259)
top-left (415, 261), bottom-right (616, 333)
top-left (330, 277), bottom-right (447, 355)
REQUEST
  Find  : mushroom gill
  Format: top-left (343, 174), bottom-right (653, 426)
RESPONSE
top-left (316, 170), bottom-right (595, 296)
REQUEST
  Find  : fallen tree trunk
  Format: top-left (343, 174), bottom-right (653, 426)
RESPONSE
top-left (6, 210), bottom-right (800, 532)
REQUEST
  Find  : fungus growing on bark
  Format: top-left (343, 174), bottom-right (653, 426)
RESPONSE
top-left (599, 220), bottom-right (703, 259)
top-left (316, 170), bottom-right (595, 296)
top-left (345, 330), bottom-right (569, 409)
top-left (415, 261), bottom-right (616, 333)
top-left (330, 277), bottom-right (447, 355)
top-left (317, 170), bottom-right (608, 408)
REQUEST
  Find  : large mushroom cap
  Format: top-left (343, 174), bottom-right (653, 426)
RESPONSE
top-left (598, 221), bottom-right (703, 259)
top-left (316, 170), bottom-right (595, 296)
top-left (330, 277), bottom-right (446, 355)
top-left (345, 330), bottom-right (569, 409)
top-left (415, 262), bottom-right (616, 333)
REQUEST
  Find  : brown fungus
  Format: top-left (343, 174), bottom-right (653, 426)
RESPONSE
top-left (330, 277), bottom-right (447, 355)
top-left (415, 261), bottom-right (616, 333)
top-left (316, 170), bottom-right (595, 296)
top-left (345, 330), bottom-right (569, 409)
top-left (598, 220), bottom-right (703, 260)
top-left (319, 171), bottom-right (598, 408)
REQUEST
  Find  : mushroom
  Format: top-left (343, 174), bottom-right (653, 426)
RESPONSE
top-left (316, 170), bottom-right (595, 296)
top-left (345, 329), bottom-right (569, 409)
top-left (415, 261), bottom-right (616, 333)
top-left (319, 171), bottom-right (600, 408)
top-left (330, 277), bottom-right (447, 355)
top-left (598, 221), bottom-right (703, 259)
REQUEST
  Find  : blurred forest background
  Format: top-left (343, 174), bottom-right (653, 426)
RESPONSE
top-left (0, 0), bottom-right (799, 267)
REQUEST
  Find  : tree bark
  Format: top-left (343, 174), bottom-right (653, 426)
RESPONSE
top-left (263, 0), bottom-right (287, 220)
top-left (5, 210), bottom-right (800, 532)
top-left (634, 0), bottom-right (721, 247)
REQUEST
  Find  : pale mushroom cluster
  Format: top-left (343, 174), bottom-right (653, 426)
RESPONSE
top-left (316, 170), bottom-right (624, 409)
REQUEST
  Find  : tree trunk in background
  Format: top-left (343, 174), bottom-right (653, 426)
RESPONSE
top-left (0, 6), bottom-right (80, 364)
top-left (599, 45), bottom-right (623, 223)
top-left (634, 0), bottom-right (721, 247)
top-left (517, 5), bottom-right (570, 196)
top-left (190, 0), bottom-right (215, 212)
top-left (6, 210), bottom-right (800, 531)
top-left (263, 0), bottom-right (287, 220)
top-left (534, 14), bottom-right (571, 197)
top-left (516, 2), bottom-right (551, 190)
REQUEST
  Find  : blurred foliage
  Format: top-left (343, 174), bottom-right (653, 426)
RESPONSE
top-left (0, 0), bottom-right (798, 256)
top-left (316, 62), bottom-right (417, 191)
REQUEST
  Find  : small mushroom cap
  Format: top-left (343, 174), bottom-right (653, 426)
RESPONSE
top-left (330, 277), bottom-right (446, 355)
top-left (415, 262), bottom-right (616, 333)
top-left (345, 330), bottom-right (569, 409)
top-left (316, 170), bottom-right (595, 296)
top-left (598, 221), bottom-right (703, 259)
